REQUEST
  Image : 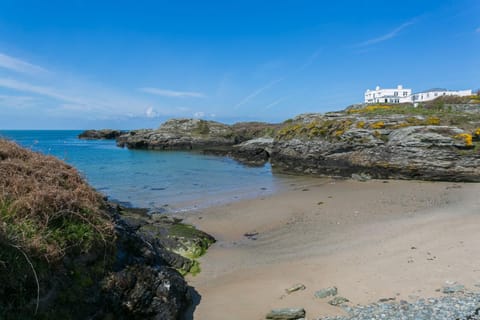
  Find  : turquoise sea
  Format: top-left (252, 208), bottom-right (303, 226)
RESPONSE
top-left (0, 130), bottom-right (291, 212)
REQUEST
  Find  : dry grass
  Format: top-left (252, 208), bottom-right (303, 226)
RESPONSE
top-left (0, 138), bottom-right (114, 262)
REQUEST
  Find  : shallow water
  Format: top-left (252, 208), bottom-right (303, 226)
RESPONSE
top-left (0, 130), bottom-right (291, 212)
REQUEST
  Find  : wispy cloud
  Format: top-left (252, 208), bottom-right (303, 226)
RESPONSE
top-left (0, 94), bottom-right (36, 108)
top-left (234, 77), bottom-right (284, 109)
top-left (0, 77), bottom-right (147, 117)
top-left (476, 27), bottom-right (480, 33)
top-left (264, 96), bottom-right (288, 110)
top-left (139, 87), bottom-right (205, 98)
top-left (356, 19), bottom-right (417, 47)
top-left (0, 78), bottom-right (86, 105)
top-left (298, 48), bottom-right (322, 71)
top-left (0, 52), bottom-right (48, 75)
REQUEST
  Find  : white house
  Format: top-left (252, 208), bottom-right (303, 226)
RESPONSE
top-left (411, 88), bottom-right (472, 103)
top-left (364, 85), bottom-right (412, 104)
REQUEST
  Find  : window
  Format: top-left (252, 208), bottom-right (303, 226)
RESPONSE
top-left (394, 91), bottom-right (398, 96)
top-left (403, 91), bottom-right (408, 96)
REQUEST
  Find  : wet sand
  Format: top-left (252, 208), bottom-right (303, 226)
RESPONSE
top-left (184, 178), bottom-right (480, 319)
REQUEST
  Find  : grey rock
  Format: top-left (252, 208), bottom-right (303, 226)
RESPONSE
top-left (442, 284), bottom-right (465, 294)
top-left (78, 129), bottom-right (126, 140)
top-left (315, 287), bottom-right (338, 298)
top-left (351, 173), bottom-right (371, 182)
top-left (116, 119), bottom-right (235, 150)
top-left (266, 307), bottom-right (306, 319)
top-left (271, 112), bottom-right (480, 182)
top-left (285, 283), bottom-right (306, 294)
top-left (328, 296), bottom-right (350, 306)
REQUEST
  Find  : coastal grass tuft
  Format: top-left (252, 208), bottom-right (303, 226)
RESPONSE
top-left (0, 138), bottom-right (115, 262)
top-left (0, 138), bottom-right (116, 316)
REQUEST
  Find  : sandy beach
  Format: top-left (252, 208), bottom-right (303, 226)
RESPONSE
top-left (184, 178), bottom-right (480, 319)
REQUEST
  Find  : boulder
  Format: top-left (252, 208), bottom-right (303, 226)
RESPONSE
top-left (230, 137), bottom-right (273, 166)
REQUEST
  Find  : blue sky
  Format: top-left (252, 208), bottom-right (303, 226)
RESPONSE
top-left (0, 0), bottom-right (478, 129)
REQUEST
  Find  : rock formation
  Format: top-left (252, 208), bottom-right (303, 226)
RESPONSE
top-left (78, 129), bottom-right (126, 139)
top-left (270, 106), bottom-right (480, 181)
top-left (116, 118), bottom-right (279, 150)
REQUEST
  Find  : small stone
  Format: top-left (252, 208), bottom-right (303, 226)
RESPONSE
top-left (378, 297), bottom-right (396, 302)
top-left (328, 296), bottom-right (349, 306)
top-left (244, 231), bottom-right (259, 240)
top-left (351, 173), bottom-right (371, 182)
top-left (285, 283), bottom-right (306, 294)
top-left (442, 284), bottom-right (465, 294)
top-left (314, 287), bottom-right (338, 298)
top-left (265, 307), bottom-right (305, 320)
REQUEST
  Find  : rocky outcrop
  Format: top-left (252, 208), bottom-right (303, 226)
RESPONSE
top-left (78, 129), bottom-right (126, 139)
top-left (230, 137), bottom-right (273, 166)
top-left (115, 119), bottom-right (280, 151)
top-left (116, 119), bottom-right (236, 150)
top-left (101, 205), bottom-right (215, 320)
top-left (271, 109), bottom-right (480, 181)
top-left (201, 137), bottom-right (274, 166)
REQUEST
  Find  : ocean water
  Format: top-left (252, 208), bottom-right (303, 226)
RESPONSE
top-left (0, 130), bottom-right (291, 212)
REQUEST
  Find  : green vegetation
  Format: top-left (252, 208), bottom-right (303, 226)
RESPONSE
top-left (276, 119), bottom-right (353, 140)
top-left (346, 102), bottom-right (480, 131)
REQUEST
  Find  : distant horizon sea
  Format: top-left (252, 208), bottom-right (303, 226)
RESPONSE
top-left (0, 130), bottom-right (293, 213)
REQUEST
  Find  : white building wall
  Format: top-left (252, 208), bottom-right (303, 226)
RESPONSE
top-left (364, 85), bottom-right (412, 104)
top-left (365, 86), bottom-right (472, 104)
top-left (412, 89), bottom-right (472, 103)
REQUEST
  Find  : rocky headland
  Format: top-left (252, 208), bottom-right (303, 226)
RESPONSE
top-left (78, 129), bottom-right (127, 140)
top-left (109, 97), bottom-right (480, 181)
top-left (0, 138), bottom-right (214, 319)
top-left (115, 118), bottom-right (279, 156)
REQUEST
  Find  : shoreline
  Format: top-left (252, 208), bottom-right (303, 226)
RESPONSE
top-left (183, 178), bottom-right (480, 319)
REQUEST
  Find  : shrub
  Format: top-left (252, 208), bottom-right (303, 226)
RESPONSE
top-left (454, 133), bottom-right (473, 147)
top-left (370, 121), bottom-right (385, 129)
top-left (0, 139), bottom-right (114, 262)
